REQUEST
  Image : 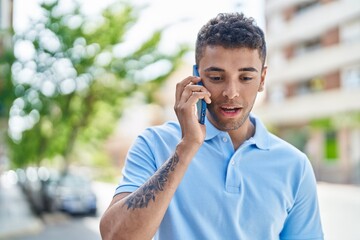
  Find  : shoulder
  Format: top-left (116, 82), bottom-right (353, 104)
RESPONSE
top-left (134, 121), bottom-right (182, 152)
top-left (251, 114), bottom-right (307, 161)
top-left (141, 121), bottom-right (181, 140)
top-left (267, 132), bottom-right (309, 167)
top-left (268, 132), bottom-right (305, 156)
top-left (151, 121), bottom-right (181, 135)
top-left (266, 132), bottom-right (316, 185)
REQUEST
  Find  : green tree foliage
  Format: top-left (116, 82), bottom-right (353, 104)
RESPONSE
top-left (0, 29), bottom-right (15, 119)
top-left (3, 0), bottom-right (188, 168)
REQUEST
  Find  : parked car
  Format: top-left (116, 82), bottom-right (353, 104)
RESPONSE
top-left (49, 172), bottom-right (97, 215)
top-left (22, 167), bottom-right (47, 214)
top-left (41, 169), bottom-right (61, 212)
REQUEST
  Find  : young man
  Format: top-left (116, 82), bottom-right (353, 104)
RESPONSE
top-left (100, 13), bottom-right (324, 240)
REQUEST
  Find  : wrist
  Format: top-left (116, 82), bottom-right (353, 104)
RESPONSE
top-left (176, 139), bottom-right (202, 164)
top-left (179, 137), bottom-right (203, 150)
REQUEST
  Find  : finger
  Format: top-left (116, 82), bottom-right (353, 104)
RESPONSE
top-left (178, 85), bottom-right (211, 107)
top-left (182, 84), bottom-right (207, 101)
top-left (189, 92), bottom-right (212, 105)
top-left (175, 76), bottom-right (201, 103)
top-left (175, 90), bottom-right (211, 114)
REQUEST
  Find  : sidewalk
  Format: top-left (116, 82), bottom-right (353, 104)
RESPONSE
top-left (317, 182), bottom-right (360, 240)
top-left (0, 179), bottom-right (43, 240)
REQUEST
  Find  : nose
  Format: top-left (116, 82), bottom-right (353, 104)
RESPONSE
top-left (222, 81), bottom-right (240, 99)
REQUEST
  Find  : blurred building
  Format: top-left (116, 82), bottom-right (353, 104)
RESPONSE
top-left (0, 0), bottom-right (12, 48)
top-left (254, 0), bottom-right (360, 184)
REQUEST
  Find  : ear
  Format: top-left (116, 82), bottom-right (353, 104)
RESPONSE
top-left (258, 66), bottom-right (267, 92)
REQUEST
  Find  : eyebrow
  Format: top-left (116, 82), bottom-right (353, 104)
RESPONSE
top-left (204, 66), bottom-right (258, 73)
top-left (204, 67), bottom-right (224, 72)
top-left (239, 67), bottom-right (258, 73)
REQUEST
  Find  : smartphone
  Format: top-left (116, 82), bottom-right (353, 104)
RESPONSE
top-left (193, 65), bottom-right (207, 124)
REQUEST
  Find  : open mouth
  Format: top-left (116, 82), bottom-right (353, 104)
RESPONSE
top-left (222, 107), bottom-right (238, 112)
top-left (220, 106), bottom-right (241, 114)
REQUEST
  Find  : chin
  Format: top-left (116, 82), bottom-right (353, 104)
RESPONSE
top-left (208, 116), bottom-right (242, 131)
top-left (212, 113), bottom-right (249, 131)
top-left (219, 121), bottom-right (243, 131)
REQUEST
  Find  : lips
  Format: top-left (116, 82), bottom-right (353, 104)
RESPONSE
top-left (219, 105), bottom-right (242, 117)
top-left (221, 106), bottom-right (240, 112)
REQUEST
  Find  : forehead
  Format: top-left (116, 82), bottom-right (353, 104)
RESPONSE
top-left (199, 46), bottom-right (263, 70)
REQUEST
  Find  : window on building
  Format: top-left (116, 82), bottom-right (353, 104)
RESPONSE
top-left (293, 38), bottom-right (322, 56)
top-left (340, 19), bottom-right (360, 44)
top-left (268, 84), bottom-right (286, 103)
top-left (310, 77), bottom-right (326, 91)
top-left (295, 81), bottom-right (311, 96)
top-left (285, 77), bottom-right (325, 98)
top-left (294, 0), bottom-right (320, 16)
top-left (321, 28), bottom-right (339, 47)
top-left (342, 65), bottom-right (360, 89)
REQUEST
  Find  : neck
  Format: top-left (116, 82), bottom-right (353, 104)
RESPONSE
top-left (228, 119), bottom-right (255, 150)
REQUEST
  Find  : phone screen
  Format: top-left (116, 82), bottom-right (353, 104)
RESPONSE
top-left (193, 65), bottom-right (206, 124)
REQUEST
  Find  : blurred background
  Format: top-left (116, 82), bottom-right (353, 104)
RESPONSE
top-left (0, 0), bottom-right (359, 239)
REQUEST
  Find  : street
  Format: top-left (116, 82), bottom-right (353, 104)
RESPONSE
top-left (10, 215), bottom-right (101, 240)
top-left (317, 182), bottom-right (360, 240)
top-left (7, 181), bottom-right (360, 240)
top-left (8, 182), bottom-right (115, 240)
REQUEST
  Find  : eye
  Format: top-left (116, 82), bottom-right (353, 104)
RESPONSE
top-left (240, 76), bottom-right (254, 81)
top-left (207, 74), bottom-right (223, 81)
top-left (209, 76), bottom-right (222, 81)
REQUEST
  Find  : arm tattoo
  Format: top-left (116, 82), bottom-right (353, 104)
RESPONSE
top-left (125, 152), bottom-right (180, 210)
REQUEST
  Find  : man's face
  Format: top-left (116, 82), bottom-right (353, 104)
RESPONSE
top-left (198, 46), bottom-right (266, 131)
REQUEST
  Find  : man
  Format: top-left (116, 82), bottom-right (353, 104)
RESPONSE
top-left (100, 12), bottom-right (324, 240)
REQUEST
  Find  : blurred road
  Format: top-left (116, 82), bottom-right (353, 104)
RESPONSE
top-left (2, 181), bottom-right (359, 240)
top-left (6, 182), bottom-right (115, 240)
top-left (317, 182), bottom-right (360, 240)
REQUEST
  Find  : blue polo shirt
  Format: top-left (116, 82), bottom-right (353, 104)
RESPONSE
top-left (116, 114), bottom-right (324, 240)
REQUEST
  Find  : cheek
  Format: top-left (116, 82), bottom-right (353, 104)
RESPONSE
top-left (207, 89), bottom-right (222, 102)
top-left (204, 85), bottom-right (220, 98)
top-left (246, 88), bottom-right (261, 100)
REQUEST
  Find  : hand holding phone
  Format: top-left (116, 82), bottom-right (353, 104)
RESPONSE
top-left (193, 65), bottom-right (207, 124)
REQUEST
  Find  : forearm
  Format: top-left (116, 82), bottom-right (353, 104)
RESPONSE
top-left (100, 140), bottom-right (200, 240)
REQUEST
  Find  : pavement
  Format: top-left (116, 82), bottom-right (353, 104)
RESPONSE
top-left (0, 175), bottom-right (359, 240)
top-left (316, 181), bottom-right (360, 240)
top-left (0, 175), bottom-right (43, 240)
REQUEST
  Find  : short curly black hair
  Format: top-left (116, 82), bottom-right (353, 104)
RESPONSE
top-left (195, 12), bottom-right (266, 66)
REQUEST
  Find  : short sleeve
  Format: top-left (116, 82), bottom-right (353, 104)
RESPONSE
top-left (114, 129), bottom-right (157, 195)
top-left (280, 156), bottom-right (324, 240)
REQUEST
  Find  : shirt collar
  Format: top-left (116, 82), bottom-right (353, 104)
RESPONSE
top-left (204, 113), bottom-right (270, 150)
top-left (204, 116), bottom-right (222, 141)
top-left (249, 113), bottom-right (270, 150)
